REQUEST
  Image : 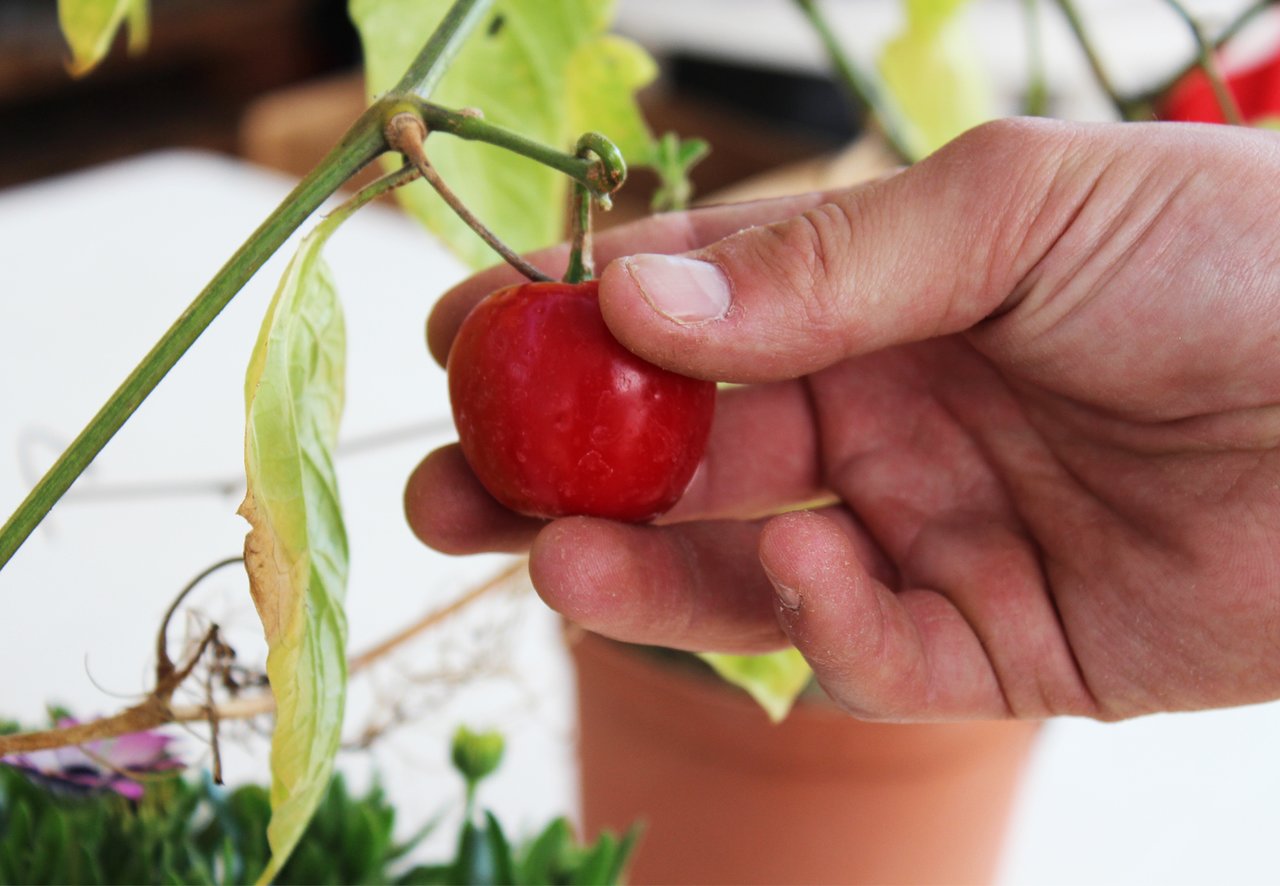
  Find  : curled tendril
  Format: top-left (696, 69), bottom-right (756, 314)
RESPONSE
top-left (575, 131), bottom-right (627, 206)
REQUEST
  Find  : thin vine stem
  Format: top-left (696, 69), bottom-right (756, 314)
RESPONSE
top-left (407, 98), bottom-right (626, 195)
top-left (1053, 0), bottom-right (1147, 120)
top-left (418, 157), bottom-right (556, 281)
top-left (1137, 0), bottom-right (1277, 106)
top-left (1163, 0), bottom-right (1246, 124)
top-left (791, 0), bottom-right (918, 162)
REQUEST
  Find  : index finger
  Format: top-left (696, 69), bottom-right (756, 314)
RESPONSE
top-left (426, 190), bottom-right (844, 366)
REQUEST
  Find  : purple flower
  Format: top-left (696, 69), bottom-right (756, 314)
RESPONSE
top-left (1, 719), bottom-right (183, 800)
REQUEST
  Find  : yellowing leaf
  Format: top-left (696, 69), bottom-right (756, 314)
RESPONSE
top-left (351, 0), bottom-right (658, 268)
top-left (700, 649), bottom-right (813, 723)
top-left (239, 208), bottom-right (353, 884)
top-left (877, 0), bottom-right (994, 158)
top-left (58, 0), bottom-right (149, 76)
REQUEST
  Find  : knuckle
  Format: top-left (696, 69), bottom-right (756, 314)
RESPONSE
top-left (746, 201), bottom-right (857, 351)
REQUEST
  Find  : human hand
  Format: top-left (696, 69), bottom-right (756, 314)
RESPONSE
top-left (406, 119), bottom-right (1280, 721)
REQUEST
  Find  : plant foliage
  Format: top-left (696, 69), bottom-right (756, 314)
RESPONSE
top-left (0, 730), bottom-right (637, 886)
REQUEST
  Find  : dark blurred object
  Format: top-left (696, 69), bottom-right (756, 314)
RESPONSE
top-left (668, 53), bottom-right (861, 143)
top-left (0, 0), bottom-right (359, 189)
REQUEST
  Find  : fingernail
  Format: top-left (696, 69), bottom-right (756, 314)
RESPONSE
top-left (763, 563), bottom-right (801, 612)
top-left (622, 254), bottom-right (731, 324)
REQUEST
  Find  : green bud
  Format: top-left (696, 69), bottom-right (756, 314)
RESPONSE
top-left (451, 726), bottom-right (505, 788)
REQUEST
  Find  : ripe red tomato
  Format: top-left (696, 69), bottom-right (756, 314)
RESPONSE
top-left (447, 280), bottom-right (716, 522)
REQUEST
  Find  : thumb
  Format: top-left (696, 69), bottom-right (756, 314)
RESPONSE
top-left (598, 118), bottom-right (1091, 382)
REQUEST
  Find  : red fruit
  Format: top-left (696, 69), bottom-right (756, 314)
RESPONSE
top-left (1161, 39), bottom-right (1280, 125)
top-left (447, 279), bottom-right (715, 522)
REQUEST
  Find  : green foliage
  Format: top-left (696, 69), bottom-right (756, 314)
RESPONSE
top-left (239, 200), bottom-right (357, 882)
top-left (351, 0), bottom-right (664, 268)
top-left (400, 813), bottom-right (640, 886)
top-left (0, 766), bottom-right (421, 885)
top-left (57, 0), bottom-right (149, 76)
top-left (0, 747), bottom-right (637, 886)
top-left (646, 133), bottom-right (710, 212)
top-left (700, 648), bottom-right (814, 722)
top-left (877, 0), bottom-right (995, 159)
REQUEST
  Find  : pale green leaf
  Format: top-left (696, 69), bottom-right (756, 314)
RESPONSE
top-left (351, 0), bottom-right (657, 268)
top-left (877, 0), bottom-right (994, 158)
top-left (58, 0), bottom-right (149, 76)
top-left (700, 649), bottom-right (813, 723)
top-left (566, 34), bottom-right (658, 163)
top-left (239, 209), bottom-right (353, 884)
top-left (1253, 115), bottom-right (1280, 130)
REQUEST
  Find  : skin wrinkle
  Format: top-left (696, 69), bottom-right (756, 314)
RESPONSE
top-left (726, 209), bottom-right (853, 368)
top-left (930, 374), bottom-right (1102, 715)
top-left (411, 120), bottom-right (1280, 721)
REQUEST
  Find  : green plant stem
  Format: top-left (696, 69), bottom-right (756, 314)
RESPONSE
top-left (1163, 0), bottom-right (1246, 123)
top-left (0, 110), bottom-right (387, 573)
top-left (392, 0), bottom-right (495, 97)
top-left (1022, 0), bottom-right (1050, 116)
top-left (563, 181), bottom-right (594, 283)
top-left (1138, 0), bottom-right (1277, 106)
top-left (0, 0), bottom-right (498, 573)
top-left (1053, 0), bottom-right (1148, 120)
top-left (409, 99), bottom-right (622, 195)
top-left (791, 0), bottom-right (918, 162)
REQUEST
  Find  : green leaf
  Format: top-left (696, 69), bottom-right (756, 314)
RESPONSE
top-left (565, 34), bottom-right (657, 163)
top-left (482, 811), bottom-right (517, 886)
top-left (699, 648), bottom-right (813, 723)
top-left (1253, 115), bottom-right (1280, 130)
top-left (239, 203), bottom-right (355, 884)
top-left (518, 816), bottom-right (573, 884)
top-left (572, 831), bottom-right (616, 886)
top-left (876, 0), bottom-right (995, 158)
top-left (351, 0), bottom-right (659, 268)
top-left (57, 0), bottom-right (149, 76)
top-left (606, 824), bottom-right (641, 885)
top-left (647, 132), bottom-right (710, 212)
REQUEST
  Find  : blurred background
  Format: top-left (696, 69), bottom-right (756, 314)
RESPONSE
top-left (2, 0), bottom-right (1276, 195)
top-left (3, 2), bottom-right (1280, 884)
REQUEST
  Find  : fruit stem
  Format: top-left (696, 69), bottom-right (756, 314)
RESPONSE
top-left (564, 133), bottom-right (625, 284)
top-left (564, 179), bottom-right (595, 283)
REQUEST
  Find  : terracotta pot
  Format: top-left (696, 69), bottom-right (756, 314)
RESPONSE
top-left (570, 630), bottom-right (1040, 886)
